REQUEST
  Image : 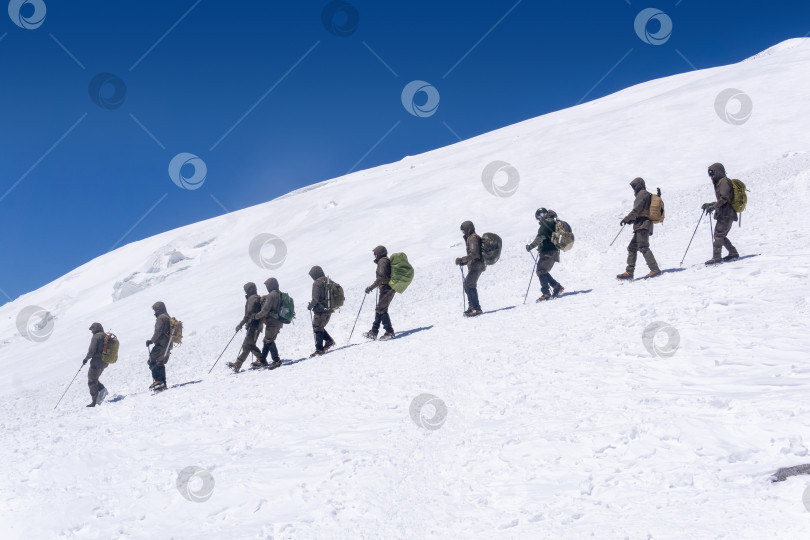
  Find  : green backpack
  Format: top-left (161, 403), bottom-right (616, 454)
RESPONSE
top-left (730, 179), bottom-right (748, 213)
top-left (98, 332), bottom-right (119, 364)
top-left (278, 293), bottom-right (295, 324)
top-left (326, 278), bottom-right (344, 310)
top-left (481, 233), bottom-right (502, 265)
top-left (389, 253), bottom-right (415, 293)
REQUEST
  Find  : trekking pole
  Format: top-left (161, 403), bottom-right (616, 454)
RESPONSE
top-left (523, 252), bottom-right (538, 304)
top-left (680, 210), bottom-right (706, 266)
top-left (709, 214), bottom-right (714, 240)
top-left (347, 293), bottom-right (367, 345)
top-left (460, 265), bottom-right (466, 313)
top-left (53, 363), bottom-right (84, 411)
top-left (208, 328), bottom-right (241, 374)
top-left (609, 224), bottom-right (627, 247)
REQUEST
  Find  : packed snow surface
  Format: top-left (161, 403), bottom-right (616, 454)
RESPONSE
top-left (2, 39), bottom-right (810, 539)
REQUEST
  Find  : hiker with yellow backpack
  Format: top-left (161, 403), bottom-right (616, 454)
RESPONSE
top-left (146, 301), bottom-right (182, 391)
top-left (617, 177), bottom-right (663, 281)
top-left (82, 322), bottom-right (118, 407)
top-left (702, 163), bottom-right (744, 265)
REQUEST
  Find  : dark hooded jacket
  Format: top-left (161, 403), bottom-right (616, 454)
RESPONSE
top-left (624, 178), bottom-right (654, 234)
top-left (84, 322), bottom-right (106, 361)
top-left (709, 163), bottom-right (737, 222)
top-left (529, 210), bottom-right (559, 253)
top-left (309, 266), bottom-right (330, 313)
top-left (240, 282), bottom-right (262, 328)
top-left (459, 221), bottom-right (486, 271)
top-left (150, 301), bottom-right (171, 347)
top-left (255, 277), bottom-right (283, 329)
top-left (369, 246), bottom-right (392, 291)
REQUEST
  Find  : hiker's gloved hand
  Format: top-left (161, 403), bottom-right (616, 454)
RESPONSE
top-left (82, 358), bottom-right (88, 366)
top-left (455, 258), bottom-right (463, 266)
top-left (235, 323), bottom-right (243, 332)
top-left (701, 202), bottom-right (716, 211)
top-left (525, 244), bottom-right (533, 252)
top-left (620, 219), bottom-right (628, 226)
top-left (146, 340), bottom-right (153, 347)
top-left (307, 302), bottom-right (313, 311)
top-left (365, 286), bottom-right (373, 294)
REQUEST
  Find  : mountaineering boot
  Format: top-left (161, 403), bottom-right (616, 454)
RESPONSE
top-left (267, 360), bottom-right (282, 370)
top-left (537, 294), bottom-right (551, 302)
top-left (463, 306), bottom-right (473, 316)
top-left (149, 380), bottom-right (162, 390)
top-left (616, 272), bottom-right (633, 281)
top-left (251, 359), bottom-right (269, 369)
top-left (723, 254), bottom-right (740, 262)
top-left (86, 401), bottom-right (96, 408)
top-left (552, 285), bottom-right (565, 298)
top-left (96, 388), bottom-right (108, 405)
top-left (310, 350), bottom-right (324, 357)
top-left (643, 270), bottom-right (662, 279)
top-left (151, 382), bottom-right (167, 391)
top-left (323, 337), bottom-right (335, 352)
top-left (380, 332), bottom-right (396, 340)
top-left (226, 361), bottom-right (240, 373)
top-left (705, 258), bottom-right (723, 265)
top-left (363, 330), bottom-right (378, 341)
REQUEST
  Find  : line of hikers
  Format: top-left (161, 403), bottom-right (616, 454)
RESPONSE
top-left (75, 162), bottom-right (745, 408)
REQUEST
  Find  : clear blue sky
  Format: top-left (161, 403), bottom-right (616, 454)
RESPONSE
top-left (1, 0), bottom-right (808, 303)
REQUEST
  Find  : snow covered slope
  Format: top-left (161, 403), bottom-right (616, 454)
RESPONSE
top-left (2, 40), bottom-right (810, 538)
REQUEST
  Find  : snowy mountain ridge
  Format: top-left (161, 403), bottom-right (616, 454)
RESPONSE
top-left (2, 39), bottom-right (810, 538)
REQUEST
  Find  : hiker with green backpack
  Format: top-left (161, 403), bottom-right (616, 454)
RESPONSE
top-left (252, 277), bottom-right (286, 369)
top-left (307, 265), bottom-right (340, 357)
top-left (455, 220), bottom-right (486, 317)
top-left (617, 178), bottom-right (663, 281)
top-left (82, 322), bottom-right (117, 407)
top-left (526, 208), bottom-right (566, 301)
top-left (146, 301), bottom-right (176, 391)
top-left (702, 163), bottom-right (742, 265)
top-left (363, 246), bottom-right (397, 340)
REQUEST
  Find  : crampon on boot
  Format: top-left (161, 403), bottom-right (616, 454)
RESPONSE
top-left (537, 294), bottom-right (551, 302)
top-left (379, 332), bottom-right (396, 340)
top-left (616, 272), bottom-right (634, 281)
top-left (362, 331), bottom-right (378, 341)
top-left (552, 285), bottom-right (565, 297)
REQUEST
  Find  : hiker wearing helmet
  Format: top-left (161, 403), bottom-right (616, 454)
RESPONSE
top-left (145, 301), bottom-right (172, 390)
top-left (526, 208), bottom-right (564, 301)
top-left (617, 178), bottom-right (662, 280)
top-left (702, 163), bottom-right (740, 265)
top-left (253, 277), bottom-right (283, 370)
top-left (226, 282), bottom-right (263, 373)
top-left (455, 220), bottom-right (485, 316)
top-left (307, 265), bottom-right (336, 356)
top-left (83, 322), bottom-right (109, 407)
top-left (363, 246), bottom-right (395, 340)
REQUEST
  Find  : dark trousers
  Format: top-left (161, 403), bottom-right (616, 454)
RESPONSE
top-left (87, 357), bottom-right (107, 402)
top-left (536, 250), bottom-right (561, 295)
top-left (713, 217), bottom-right (738, 259)
top-left (260, 341), bottom-right (280, 363)
top-left (626, 230), bottom-right (660, 274)
top-left (149, 362), bottom-right (166, 384)
top-left (371, 312), bottom-right (394, 334)
top-left (235, 323), bottom-right (262, 368)
top-left (315, 329), bottom-right (334, 351)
